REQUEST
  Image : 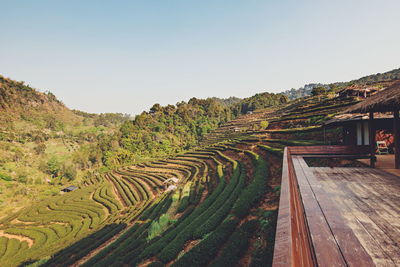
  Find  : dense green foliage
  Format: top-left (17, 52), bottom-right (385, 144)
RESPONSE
top-left (232, 92), bottom-right (288, 115)
top-left (118, 98), bottom-right (235, 158)
top-left (110, 93), bottom-right (287, 163)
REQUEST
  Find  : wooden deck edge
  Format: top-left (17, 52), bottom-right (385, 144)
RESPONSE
top-left (272, 147), bottom-right (293, 266)
top-left (273, 145), bottom-right (374, 267)
top-left (272, 147), bottom-right (316, 267)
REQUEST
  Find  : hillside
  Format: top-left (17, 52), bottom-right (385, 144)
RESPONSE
top-left (0, 71), bottom-right (397, 267)
top-left (0, 88), bottom-right (359, 266)
top-left (282, 67), bottom-right (400, 99)
top-left (0, 75), bottom-right (130, 216)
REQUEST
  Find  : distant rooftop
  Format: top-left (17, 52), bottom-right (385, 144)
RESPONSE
top-left (61, 186), bottom-right (78, 192)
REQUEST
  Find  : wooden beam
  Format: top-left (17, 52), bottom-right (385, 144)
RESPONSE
top-left (394, 109), bottom-right (400, 169)
top-left (369, 111), bottom-right (375, 167)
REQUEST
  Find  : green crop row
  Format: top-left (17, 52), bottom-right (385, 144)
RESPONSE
top-left (92, 183), bottom-right (121, 214)
top-left (232, 150), bottom-right (268, 218)
top-left (171, 217), bottom-right (239, 267)
top-left (154, 151), bottom-right (239, 262)
top-left (210, 219), bottom-right (258, 267)
top-left (138, 159), bottom-right (225, 261)
top-left (43, 223), bottom-right (126, 267)
top-left (106, 173), bottom-right (136, 206)
top-left (258, 144), bottom-right (284, 156)
top-left (122, 176), bottom-right (149, 200)
top-left (85, 194), bottom-right (173, 266)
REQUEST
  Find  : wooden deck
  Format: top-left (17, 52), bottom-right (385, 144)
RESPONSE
top-left (273, 146), bottom-right (400, 267)
top-left (358, 154), bottom-right (400, 177)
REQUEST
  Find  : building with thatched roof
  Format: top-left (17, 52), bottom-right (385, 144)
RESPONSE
top-left (345, 82), bottom-right (400, 113)
top-left (338, 86), bottom-right (378, 98)
top-left (344, 82), bottom-right (400, 168)
top-left (324, 113), bottom-right (393, 146)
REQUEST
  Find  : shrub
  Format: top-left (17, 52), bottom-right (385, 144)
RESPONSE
top-left (0, 173), bottom-right (12, 181)
top-left (147, 214), bottom-right (176, 240)
top-left (260, 120), bottom-right (269, 129)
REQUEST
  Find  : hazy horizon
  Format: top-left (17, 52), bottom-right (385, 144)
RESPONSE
top-left (1, 0), bottom-right (399, 115)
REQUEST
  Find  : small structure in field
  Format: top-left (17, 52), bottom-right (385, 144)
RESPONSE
top-left (163, 177), bottom-right (178, 184)
top-left (233, 127), bottom-right (241, 132)
top-left (61, 186), bottom-right (78, 193)
top-left (338, 85), bottom-right (379, 98)
top-left (165, 185), bottom-right (177, 192)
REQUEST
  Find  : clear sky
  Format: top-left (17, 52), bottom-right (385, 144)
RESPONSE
top-left (1, 0), bottom-right (399, 115)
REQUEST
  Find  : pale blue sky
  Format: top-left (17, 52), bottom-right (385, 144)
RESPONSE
top-left (1, 0), bottom-right (399, 115)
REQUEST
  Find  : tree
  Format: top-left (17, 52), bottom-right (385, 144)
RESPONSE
top-left (150, 103), bottom-right (162, 114)
top-left (46, 156), bottom-right (61, 178)
top-left (311, 86), bottom-right (327, 96)
top-left (62, 162), bottom-right (77, 181)
top-left (260, 121), bottom-right (269, 129)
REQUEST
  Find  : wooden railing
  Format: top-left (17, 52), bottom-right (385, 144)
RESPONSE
top-left (272, 147), bottom-right (316, 267)
top-left (272, 145), bottom-right (371, 267)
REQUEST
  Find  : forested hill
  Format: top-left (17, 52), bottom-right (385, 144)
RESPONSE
top-left (282, 67), bottom-right (400, 99)
top-left (0, 75), bottom-right (130, 128)
top-left (116, 93), bottom-right (288, 162)
top-left (0, 75), bottom-right (74, 125)
top-left (0, 75), bottom-right (131, 217)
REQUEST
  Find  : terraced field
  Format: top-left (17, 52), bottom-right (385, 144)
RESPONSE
top-left (0, 93), bottom-right (357, 266)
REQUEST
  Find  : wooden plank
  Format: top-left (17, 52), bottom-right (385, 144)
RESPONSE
top-left (301, 154), bottom-right (372, 159)
top-left (272, 148), bottom-right (293, 266)
top-left (289, 145), bottom-right (371, 156)
top-left (297, 158), bottom-right (375, 266)
top-left (291, 156), bottom-right (346, 266)
top-left (273, 145), bottom-right (399, 266)
top-left (273, 149), bottom-right (316, 267)
top-left (312, 167), bottom-right (399, 266)
top-left (287, 154), bottom-right (316, 267)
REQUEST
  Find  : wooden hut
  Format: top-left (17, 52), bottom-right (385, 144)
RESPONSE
top-left (324, 113), bottom-right (393, 146)
top-left (61, 186), bottom-right (78, 192)
top-left (338, 86), bottom-right (378, 98)
top-left (345, 82), bottom-right (400, 168)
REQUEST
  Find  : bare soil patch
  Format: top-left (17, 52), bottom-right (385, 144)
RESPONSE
top-left (0, 230), bottom-right (34, 247)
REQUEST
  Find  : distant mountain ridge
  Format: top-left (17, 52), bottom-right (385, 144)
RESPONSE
top-left (282, 67), bottom-right (400, 100)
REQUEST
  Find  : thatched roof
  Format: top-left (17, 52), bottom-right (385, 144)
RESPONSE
top-left (324, 113), bottom-right (392, 126)
top-left (346, 82), bottom-right (400, 113)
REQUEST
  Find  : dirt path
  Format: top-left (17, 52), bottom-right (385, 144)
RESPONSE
top-left (0, 230), bottom-right (34, 247)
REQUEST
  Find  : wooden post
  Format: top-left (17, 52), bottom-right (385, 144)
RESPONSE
top-left (394, 109), bottom-right (400, 169)
top-left (369, 111), bottom-right (375, 167)
top-left (361, 121), bottom-right (365, 145)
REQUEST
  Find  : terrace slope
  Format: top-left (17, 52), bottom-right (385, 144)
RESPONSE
top-left (0, 87), bottom-right (366, 267)
top-left (1, 72), bottom-right (398, 266)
